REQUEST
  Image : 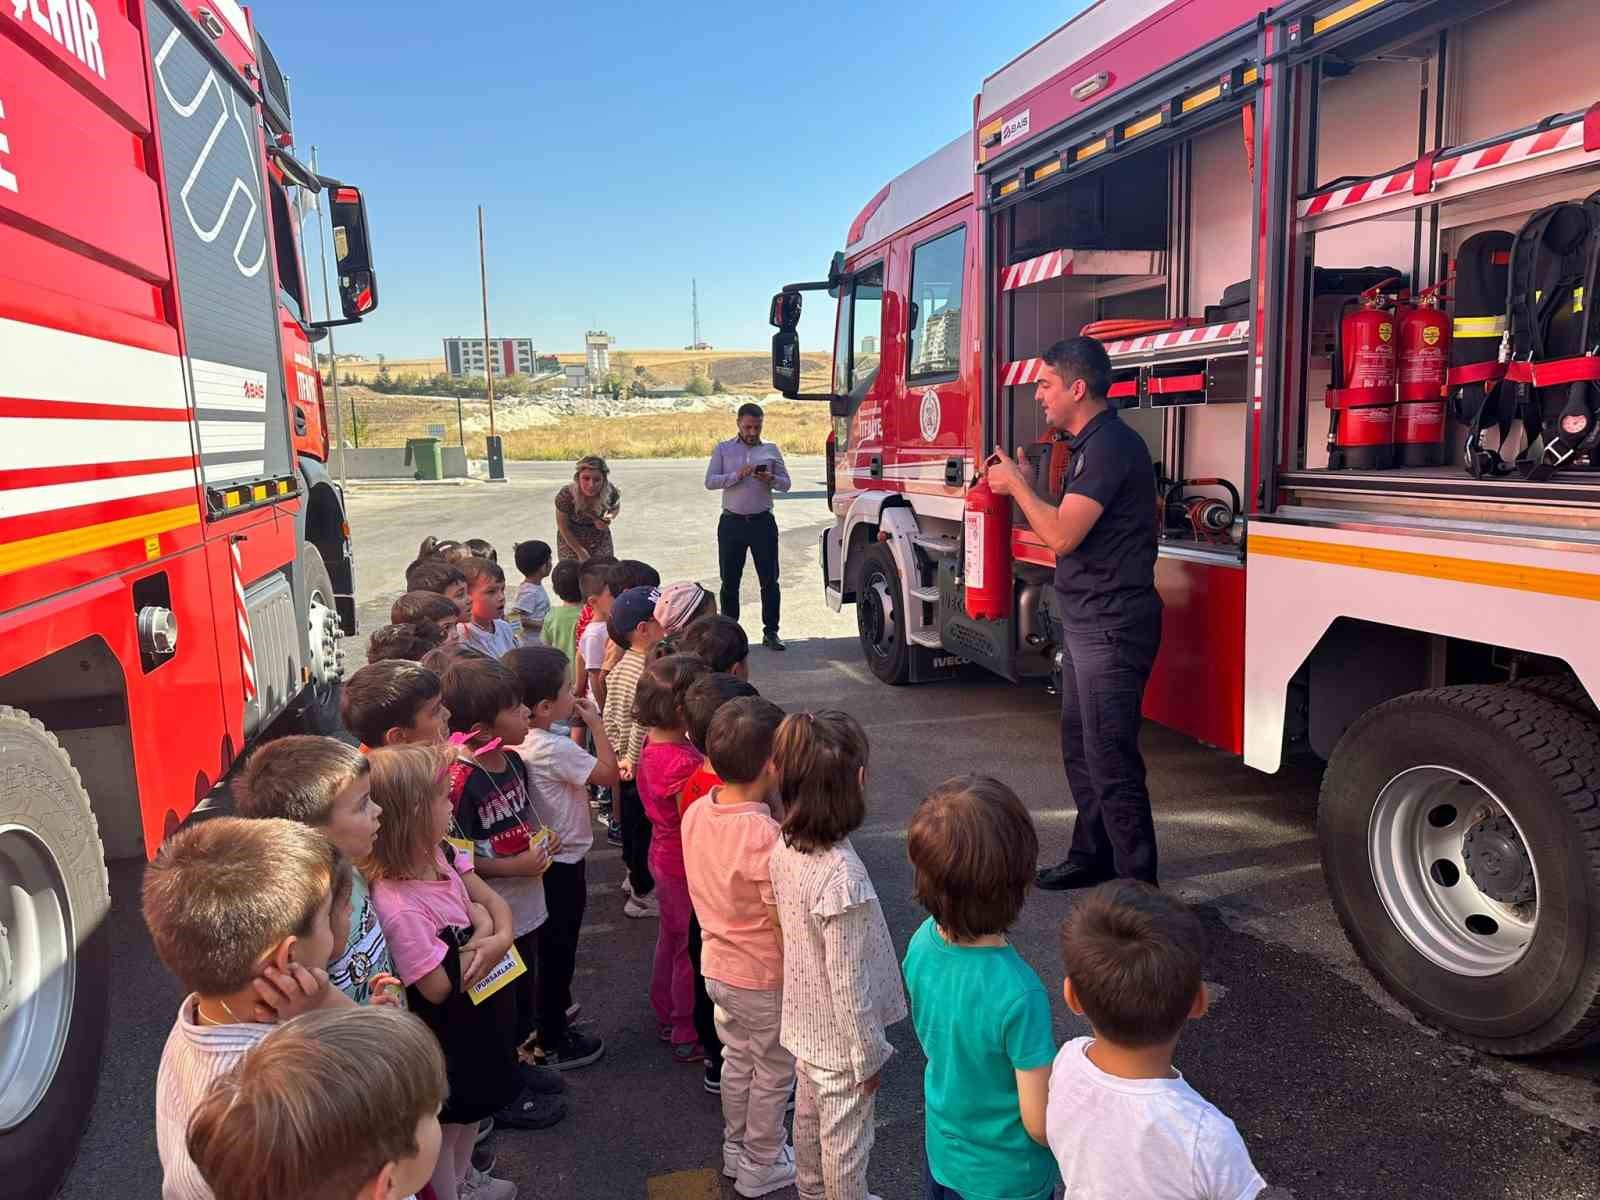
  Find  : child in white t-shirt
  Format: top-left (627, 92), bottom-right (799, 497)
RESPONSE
top-left (507, 644), bottom-right (620, 1070)
top-left (509, 539), bottom-right (554, 644)
top-left (456, 556), bottom-right (520, 658)
top-left (1045, 881), bottom-right (1269, 1200)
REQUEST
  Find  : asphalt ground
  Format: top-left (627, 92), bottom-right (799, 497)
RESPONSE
top-left (61, 457), bottom-right (1600, 1199)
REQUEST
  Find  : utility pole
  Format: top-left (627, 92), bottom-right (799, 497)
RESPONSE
top-left (478, 205), bottom-right (505, 481)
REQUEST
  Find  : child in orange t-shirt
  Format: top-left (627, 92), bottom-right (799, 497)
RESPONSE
top-left (678, 672), bottom-right (762, 1092)
top-left (681, 696), bottom-right (792, 1193)
top-left (680, 674), bottom-right (760, 814)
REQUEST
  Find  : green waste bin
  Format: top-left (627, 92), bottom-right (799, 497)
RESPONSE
top-left (404, 436), bottom-right (444, 481)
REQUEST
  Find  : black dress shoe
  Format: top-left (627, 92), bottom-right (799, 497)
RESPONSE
top-left (762, 633), bottom-right (787, 651)
top-left (1035, 861), bottom-right (1116, 891)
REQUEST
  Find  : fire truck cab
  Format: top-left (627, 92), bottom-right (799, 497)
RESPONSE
top-left (774, 0), bottom-right (1600, 1057)
top-left (2, 3), bottom-right (379, 1193)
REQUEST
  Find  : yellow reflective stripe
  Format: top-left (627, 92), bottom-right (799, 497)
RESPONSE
top-left (1313, 0), bottom-right (1390, 36)
top-left (1250, 534), bottom-right (1600, 602)
top-left (1122, 111), bottom-right (1165, 140)
top-left (1452, 316), bottom-right (1507, 337)
top-left (1031, 158), bottom-right (1063, 182)
top-left (0, 504), bottom-right (201, 577)
top-left (1182, 83), bottom-right (1222, 113)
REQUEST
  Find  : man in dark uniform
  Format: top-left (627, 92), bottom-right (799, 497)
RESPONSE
top-left (985, 335), bottom-right (1163, 887)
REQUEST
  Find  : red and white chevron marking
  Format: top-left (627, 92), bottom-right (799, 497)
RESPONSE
top-left (1002, 250), bottom-right (1073, 291)
top-left (231, 541), bottom-right (258, 702)
top-left (1000, 358), bottom-right (1045, 387)
top-left (1299, 119), bottom-right (1588, 219)
top-left (1000, 321), bottom-right (1251, 388)
top-left (1102, 320), bottom-right (1250, 358)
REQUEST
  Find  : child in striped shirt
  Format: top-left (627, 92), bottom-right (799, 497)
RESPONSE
top-left (768, 711), bottom-right (907, 1200)
top-left (144, 817), bottom-right (361, 1200)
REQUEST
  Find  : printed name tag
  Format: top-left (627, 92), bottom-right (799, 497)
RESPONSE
top-left (467, 944), bottom-right (528, 1006)
top-left (444, 836), bottom-right (475, 854)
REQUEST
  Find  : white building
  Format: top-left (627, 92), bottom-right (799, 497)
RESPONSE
top-left (585, 330), bottom-right (615, 379)
top-left (443, 337), bottom-right (535, 378)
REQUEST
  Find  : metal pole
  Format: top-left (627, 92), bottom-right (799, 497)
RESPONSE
top-left (479, 206), bottom-right (496, 438)
top-left (312, 146), bottom-right (347, 490)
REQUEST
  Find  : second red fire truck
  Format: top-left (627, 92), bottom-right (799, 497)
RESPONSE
top-left (774, 0), bottom-right (1600, 1056)
top-left (2, 2), bottom-right (380, 1194)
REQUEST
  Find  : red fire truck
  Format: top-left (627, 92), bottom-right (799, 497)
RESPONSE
top-left (773, 0), bottom-right (1600, 1056)
top-left (1, 2), bottom-right (378, 1191)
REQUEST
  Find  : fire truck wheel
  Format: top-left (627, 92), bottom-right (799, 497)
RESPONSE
top-left (290, 545), bottom-right (345, 736)
top-left (0, 707), bottom-right (112, 1200)
top-left (856, 543), bottom-right (910, 685)
top-left (1509, 672), bottom-right (1599, 720)
top-left (1319, 685), bottom-right (1600, 1054)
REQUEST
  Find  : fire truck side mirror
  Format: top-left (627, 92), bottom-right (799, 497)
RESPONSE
top-left (770, 290), bottom-right (803, 330)
top-left (772, 326), bottom-right (801, 397)
top-left (329, 184), bottom-right (378, 321)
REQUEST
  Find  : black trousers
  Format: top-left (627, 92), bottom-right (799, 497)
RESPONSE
top-left (536, 859), bottom-right (586, 1042)
top-left (619, 781), bottom-right (654, 897)
top-left (717, 510), bottom-right (780, 636)
top-left (512, 928), bottom-right (541, 1046)
top-left (1058, 612), bottom-right (1163, 884)
top-left (687, 911), bottom-right (723, 1070)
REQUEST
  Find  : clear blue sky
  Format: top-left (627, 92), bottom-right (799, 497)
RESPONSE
top-left (263, 0), bottom-right (1089, 359)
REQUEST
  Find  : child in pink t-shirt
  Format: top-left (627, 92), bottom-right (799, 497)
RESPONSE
top-left (634, 654), bottom-right (712, 1060)
top-left (365, 743), bottom-right (558, 1200)
top-left (681, 696), bottom-right (796, 1195)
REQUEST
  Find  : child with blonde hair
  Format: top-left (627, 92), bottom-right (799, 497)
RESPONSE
top-left (769, 711), bottom-right (907, 1200)
top-left (365, 744), bottom-right (562, 1200)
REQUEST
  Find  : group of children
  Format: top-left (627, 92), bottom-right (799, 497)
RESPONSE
top-left (143, 531), bottom-right (1276, 1200)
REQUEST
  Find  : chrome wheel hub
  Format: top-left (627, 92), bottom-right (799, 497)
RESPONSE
top-left (308, 596), bottom-right (345, 688)
top-left (0, 826), bottom-right (74, 1130)
top-left (1369, 765), bottom-right (1537, 976)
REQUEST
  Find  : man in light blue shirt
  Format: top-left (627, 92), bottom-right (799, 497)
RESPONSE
top-left (705, 402), bottom-right (790, 649)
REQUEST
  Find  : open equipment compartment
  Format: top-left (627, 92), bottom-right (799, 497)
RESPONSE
top-left (989, 34), bottom-right (1262, 565)
top-left (1273, 0), bottom-right (1600, 525)
top-left (982, 15), bottom-right (1264, 754)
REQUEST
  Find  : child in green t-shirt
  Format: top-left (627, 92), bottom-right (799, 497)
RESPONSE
top-left (903, 776), bottom-right (1057, 1200)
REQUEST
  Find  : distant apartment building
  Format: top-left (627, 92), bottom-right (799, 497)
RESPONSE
top-left (443, 337), bottom-right (536, 378)
top-left (912, 307), bottom-right (961, 375)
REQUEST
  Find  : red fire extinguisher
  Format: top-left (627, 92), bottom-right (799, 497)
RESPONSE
top-left (1327, 278), bottom-right (1400, 470)
top-left (965, 468), bottom-right (1013, 621)
top-left (1394, 280), bottom-right (1451, 467)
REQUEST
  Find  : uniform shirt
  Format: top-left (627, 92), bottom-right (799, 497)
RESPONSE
top-left (447, 755), bottom-right (548, 937)
top-left (155, 996), bottom-right (272, 1199)
top-left (1055, 408), bottom-right (1161, 631)
top-left (903, 919), bottom-right (1057, 1200)
top-left (769, 835), bottom-right (907, 1079)
top-left (705, 436), bottom-right (792, 514)
top-left (1045, 1036), bottom-right (1266, 1200)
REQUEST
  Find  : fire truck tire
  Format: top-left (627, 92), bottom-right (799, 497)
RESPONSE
top-left (0, 707), bottom-right (112, 1200)
top-left (290, 544), bottom-right (344, 736)
top-left (1509, 672), bottom-right (1599, 719)
top-left (856, 543), bottom-right (910, 685)
top-left (1319, 685), bottom-right (1600, 1054)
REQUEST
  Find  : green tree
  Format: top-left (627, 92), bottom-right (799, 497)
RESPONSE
top-left (711, 377), bottom-right (726, 394)
top-left (684, 373), bottom-right (713, 396)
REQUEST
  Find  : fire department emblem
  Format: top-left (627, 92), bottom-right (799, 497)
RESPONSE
top-left (919, 388), bottom-right (941, 442)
